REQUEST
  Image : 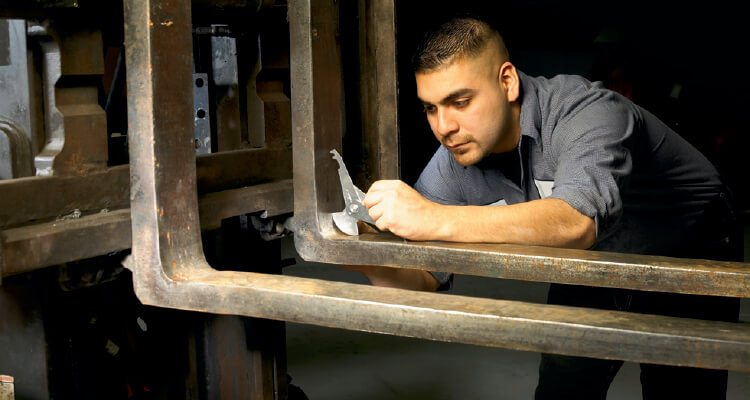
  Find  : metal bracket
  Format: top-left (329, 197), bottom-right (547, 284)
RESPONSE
top-left (30, 19), bottom-right (108, 176)
top-left (193, 73), bottom-right (211, 154)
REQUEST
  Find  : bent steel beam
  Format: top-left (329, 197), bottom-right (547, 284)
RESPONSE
top-left (123, 0), bottom-right (750, 372)
top-left (289, 3), bottom-right (749, 298)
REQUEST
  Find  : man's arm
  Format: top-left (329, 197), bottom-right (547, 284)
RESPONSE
top-left (363, 180), bottom-right (596, 249)
top-left (341, 264), bottom-right (440, 291)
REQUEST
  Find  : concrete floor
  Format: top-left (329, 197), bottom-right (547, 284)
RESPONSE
top-left (281, 226), bottom-right (750, 400)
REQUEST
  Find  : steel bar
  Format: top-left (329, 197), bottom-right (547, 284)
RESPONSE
top-left (0, 149), bottom-right (291, 228)
top-left (198, 179), bottom-right (293, 231)
top-left (0, 165), bottom-right (130, 228)
top-left (358, 0), bottom-right (399, 183)
top-left (0, 180), bottom-right (293, 277)
top-left (1, 209), bottom-right (131, 276)
top-left (125, 266), bottom-right (750, 372)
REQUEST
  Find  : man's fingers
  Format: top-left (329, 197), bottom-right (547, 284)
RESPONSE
top-left (367, 203), bottom-right (384, 222)
top-left (368, 180), bottom-right (400, 192)
top-left (374, 215), bottom-right (390, 232)
top-left (363, 189), bottom-right (387, 208)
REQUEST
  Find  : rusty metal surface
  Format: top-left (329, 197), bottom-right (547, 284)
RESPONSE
top-left (0, 165), bottom-right (130, 228)
top-left (212, 34), bottom-right (243, 152)
top-left (132, 269), bottom-right (750, 372)
top-left (0, 148), bottom-right (291, 229)
top-left (198, 179), bottom-right (293, 231)
top-left (195, 149), bottom-right (291, 193)
top-left (1, 209), bottom-right (131, 276)
top-left (358, 0), bottom-right (399, 183)
top-left (0, 180), bottom-right (292, 277)
top-left (32, 19), bottom-right (108, 176)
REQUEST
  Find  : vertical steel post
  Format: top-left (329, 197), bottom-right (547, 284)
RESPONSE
top-left (124, 0), bottom-right (210, 288)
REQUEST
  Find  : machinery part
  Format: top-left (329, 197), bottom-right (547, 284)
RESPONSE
top-left (30, 19), bottom-right (108, 176)
top-left (0, 149), bottom-right (291, 229)
top-left (193, 73), bottom-right (211, 154)
top-left (330, 149), bottom-right (375, 235)
top-left (250, 213), bottom-right (293, 241)
top-left (211, 32), bottom-right (243, 151)
top-left (0, 180), bottom-right (293, 278)
top-left (0, 19), bottom-right (38, 179)
top-left (0, 117), bottom-right (33, 179)
top-left (119, 0), bottom-right (750, 372)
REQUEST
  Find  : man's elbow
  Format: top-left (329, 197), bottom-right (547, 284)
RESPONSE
top-left (572, 216), bottom-right (596, 249)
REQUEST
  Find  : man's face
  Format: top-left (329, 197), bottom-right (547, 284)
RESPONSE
top-left (416, 53), bottom-right (519, 167)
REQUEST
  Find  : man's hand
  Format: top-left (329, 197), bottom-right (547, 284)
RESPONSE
top-left (362, 180), bottom-right (596, 249)
top-left (363, 180), bottom-right (442, 241)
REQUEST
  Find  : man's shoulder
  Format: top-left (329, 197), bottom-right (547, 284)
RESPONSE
top-left (415, 146), bottom-right (456, 203)
top-left (421, 146), bottom-right (458, 179)
top-left (523, 72), bottom-right (633, 132)
top-left (520, 71), bottom-right (597, 94)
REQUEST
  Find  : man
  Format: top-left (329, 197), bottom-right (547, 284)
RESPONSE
top-left (347, 16), bottom-right (740, 399)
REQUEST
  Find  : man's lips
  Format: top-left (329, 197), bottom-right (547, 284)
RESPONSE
top-left (447, 142), bottom-right (468, 150)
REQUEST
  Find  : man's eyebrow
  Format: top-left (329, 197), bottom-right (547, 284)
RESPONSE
top-left (419, 88), bottom-right (475, 106)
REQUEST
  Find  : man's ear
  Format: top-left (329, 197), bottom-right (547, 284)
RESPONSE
top-left (498, 62), bottom-right (519, 102)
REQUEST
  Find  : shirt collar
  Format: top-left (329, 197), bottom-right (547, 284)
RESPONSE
top-left (517, 70), bottom-right (542, 143)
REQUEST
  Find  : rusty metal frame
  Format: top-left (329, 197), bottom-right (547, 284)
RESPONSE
top-left (117, 0), bottom-right (750, 372)
top-left (291, 0), bottom-right (749, 299)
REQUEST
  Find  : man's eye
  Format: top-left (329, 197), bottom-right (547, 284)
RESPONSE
top-left (454, 99), bottom-right (470, 108)
top-left (423, 105), bottom-right (436, 113)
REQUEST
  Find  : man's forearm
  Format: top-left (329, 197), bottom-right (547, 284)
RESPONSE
top-left (364, 180), bottom-right (595, 248)
top-left (342, 265), bottom-right (440, 291)
top-left (434, 198), bottom-right (596, 249)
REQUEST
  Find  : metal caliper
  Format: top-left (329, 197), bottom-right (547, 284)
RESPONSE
top-left (330, 149), bottom-right (376, 235)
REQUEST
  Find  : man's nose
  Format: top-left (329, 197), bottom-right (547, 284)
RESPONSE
top-left (435, 108), bottom-right (458, 137)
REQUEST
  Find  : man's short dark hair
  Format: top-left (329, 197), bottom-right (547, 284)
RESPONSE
top-left (412, 17), bottom-right (508, 74)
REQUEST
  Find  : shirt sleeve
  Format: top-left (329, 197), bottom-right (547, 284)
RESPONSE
top-left (547, 94), bottom-right (637, 245)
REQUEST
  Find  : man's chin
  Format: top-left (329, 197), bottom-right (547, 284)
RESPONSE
top-left (450, 150), bottom-right (482, 167)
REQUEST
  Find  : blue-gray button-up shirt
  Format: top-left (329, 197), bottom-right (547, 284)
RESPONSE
top-left (415, 71), bottom-right (725, 286)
